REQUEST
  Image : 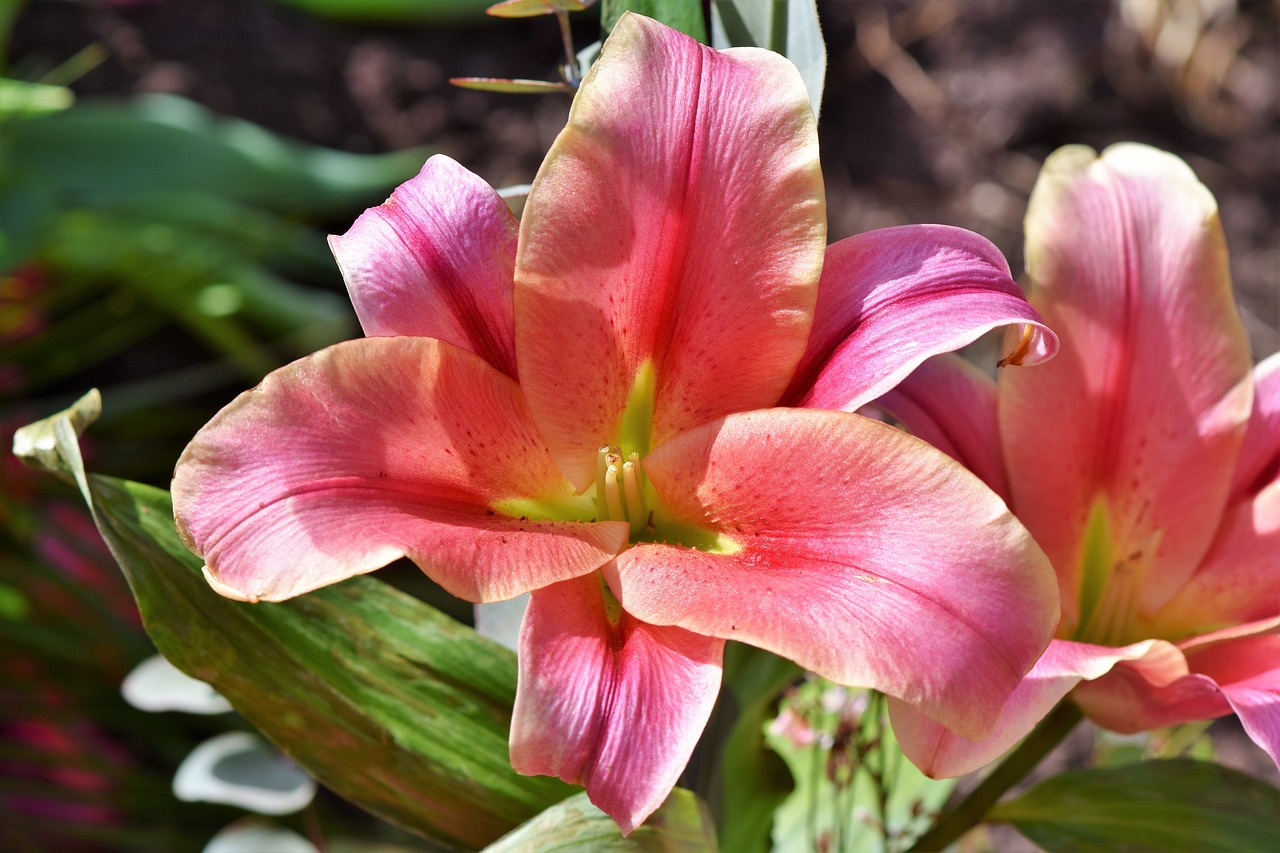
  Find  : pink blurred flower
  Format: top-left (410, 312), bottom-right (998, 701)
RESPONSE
top-left (877, 144), bottom-right (1280, 778)
top-left (172, 13), bottom-right (1061, 831)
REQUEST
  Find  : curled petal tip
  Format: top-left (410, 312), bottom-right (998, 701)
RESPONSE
top-left (202, 565), bottom-right (259, 603)
top-left (997, 321), bottom-right (1058, 368)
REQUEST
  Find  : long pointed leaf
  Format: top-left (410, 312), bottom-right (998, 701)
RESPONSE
top-left (601, 0), bottom-right (707, 42)
top-left (709, 0), bottom-right (824, 116)
top-left (13, 393), bottom-right (574, 849)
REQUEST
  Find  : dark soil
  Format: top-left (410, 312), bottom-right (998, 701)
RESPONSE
top-left (13, 1), bottom-right (1279, 357)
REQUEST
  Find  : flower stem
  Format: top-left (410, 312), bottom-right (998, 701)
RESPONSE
top-left (906, 701), bottom-right (1083, 852)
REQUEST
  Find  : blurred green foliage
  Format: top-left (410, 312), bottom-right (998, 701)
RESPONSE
top-left (1, 92), bottom-right (427, 479)
top-left (1, 22), bottom-right (430, 847)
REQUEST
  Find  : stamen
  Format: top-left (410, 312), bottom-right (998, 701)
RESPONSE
top-left (595, 445), bottom-right (611, 506)
top-left (622, 460), bottom-right (645, 537)
top-left (592, 445), bottom-right (649, 535)
top-left (604, 463), bottom-right (626, 522)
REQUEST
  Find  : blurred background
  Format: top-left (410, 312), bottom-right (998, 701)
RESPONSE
top-left (2, 1), bottom-right (1277, 850)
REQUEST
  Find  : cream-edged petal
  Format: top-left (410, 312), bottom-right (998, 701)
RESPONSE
top-left (613, 407), bottom-right (1058, 741)
top-left (510, 573), bottom-right (723, 834)
top-left (172, 337), bottom-right (626, 603)
top-left (330, 155), bottom-right (518, 375)
top-left (515, 13), bottom-right (824, 488)
top-left (1002, 143), bottom-right (1252, 629)
top-left (889, 638), bottom-right (1162, 778)
top-left (787, 225), bottom-right (1055, 413)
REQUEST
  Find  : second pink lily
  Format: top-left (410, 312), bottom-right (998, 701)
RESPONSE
top-left (171, 13), bottom-right (1062, 832)
top-left (880, 143), bottom-right (1280, 779)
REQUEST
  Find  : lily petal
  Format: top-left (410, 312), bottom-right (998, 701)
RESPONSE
top-left (1189, 632), bottom-right (1280, 768)
top-left (514, 12), bottom-right (825, 487)
top-left (1150, 479), bottom-right (1280, 637)
top-left (889, 638), bottom-right (1164, 778)
top-left (1070, 641), bottom-right (1231, 733)
top-left (869, 353), bottom-right (1009, 502)
top-left (510, 573), bottom-right (723, 834)
top-left (613, 407), bottom-right (1058, 741)
top-left (172, 337), bottom-right (627, 603)
top-left (786, 225), bottom-right (1056, 413)
top-left (329, 155), bottom-right (519, 376)
top-left (1231, 352), bottom-right (1280, 501)
top-left (1001, 143), bottom-right (1253, 627)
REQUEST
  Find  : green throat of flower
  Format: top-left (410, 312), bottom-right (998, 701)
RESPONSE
top-left (1072, 497), bottom-right (1159, 646)
top-left (494, 361), bottom-right (738, 555)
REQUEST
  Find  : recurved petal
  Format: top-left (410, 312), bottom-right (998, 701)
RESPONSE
top-left (1001, 143), bottom-right (1252, 625)
top-left (1191, 632), bottom-right (1280, 768)
top-left (172, 337), bottom-right (626, 603)
top-left (515, 12), bottom-right (825, 488)
top-left (889, 638), bottom-right (1163, 778)
top-left (613, 407), bottom-right (1058, 742)
top-left (510, 573), bottom-right (724, 834)
top-left (868, 353), bottom-right (1009, 502)
top-left (1069, 640), bottom-right (1232, 733)
top-left (330, 155), bottom-right (519, 376)
top-left (786, 225), bottom-right (1055, 413)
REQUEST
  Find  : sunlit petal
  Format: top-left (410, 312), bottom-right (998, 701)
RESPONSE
top-left (890, 638), bottom-right (1163, 778)
top-left (330, 155), bottom-right (519, 375)
top-left (1002, 143), bottom-right (1252, 627)
top-left (787, 225), bottom-right (1055, 413)
top-left (613, 407), bottom-right (1058, 741)
top-left (510, 573), bottom-right (723, 834)
top-left (1231, 352), bottom-right (1280, 501)
top-left (173, 338), bottom-right (626, 602)
top-left (1151, 480), bottom-right (1280, 637)
top-left (515, 13), bottom-right (825, 487)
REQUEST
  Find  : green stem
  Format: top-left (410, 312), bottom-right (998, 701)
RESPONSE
top-left (906, 701), bottom-right (1084, 852)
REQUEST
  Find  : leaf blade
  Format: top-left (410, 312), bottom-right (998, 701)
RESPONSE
top-left (988, 758), bottom-right (1280, 853)
top-left (483, 789), bottom-right (718, 852)
top-left (13, 394), bottom-right (574, 848)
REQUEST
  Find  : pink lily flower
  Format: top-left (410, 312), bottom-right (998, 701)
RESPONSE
top-left (877, 143), bottom-right (1280, 779)
top-left (172, 13), bottom-right (1061, 832)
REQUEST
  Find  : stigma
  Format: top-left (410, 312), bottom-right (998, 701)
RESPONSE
top-left (596, 445), bottom-right (648, 538)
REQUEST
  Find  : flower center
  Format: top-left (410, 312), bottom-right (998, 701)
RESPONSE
top-left (595, 444), bottom-right (649, 538)
top-left (1072, 498), bottom-right (1158, 646)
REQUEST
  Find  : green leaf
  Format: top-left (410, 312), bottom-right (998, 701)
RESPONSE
top-left (269, 0), bottom-right (494, 22)
top-left (4, 94), bottom-right (428, 217)
top-left (0, 78), bottom-right (74, 118)
top-left (709, 0), bottom-right (825, 117)
top-left (13, 393), bottom-right (575, 848)
top-left (601, 0), bottom-right (707, 43)
top-left (988, 759), bottom-right (1280, 853)
top-left (483, 789), bottom-right (717, 852)
top-left (11, 388), bottom-right (102, 490)
top-left (711, 645), bottom-right (800, 853)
